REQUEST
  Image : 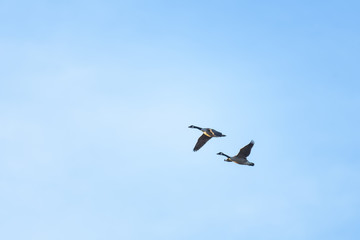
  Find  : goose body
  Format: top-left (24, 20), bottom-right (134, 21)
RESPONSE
top-left (188, 125), bottom-right (226, 151)
top-left (217, 140), bottom-right (255, 166)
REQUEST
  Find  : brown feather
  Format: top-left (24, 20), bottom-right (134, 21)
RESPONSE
top-left (193, 134), bottom-right (212, 151)
top-left (236, 140), bottom-right (254, 158)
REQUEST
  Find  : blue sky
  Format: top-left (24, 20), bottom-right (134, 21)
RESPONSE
top-left (1, 0), bottom-right (360, 239)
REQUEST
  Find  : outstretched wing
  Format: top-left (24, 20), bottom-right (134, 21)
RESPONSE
top-left (209, 129), bottom-right (224, 137)
top-left (236, 140), bottom-right (254, 158)
top-left (193, 134), bottom-right (212, 151)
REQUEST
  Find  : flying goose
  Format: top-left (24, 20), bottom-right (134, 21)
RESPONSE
top-left (188, 125), bottom-right (226, 151)
top-left (217, 140), bottom-right (255, 166)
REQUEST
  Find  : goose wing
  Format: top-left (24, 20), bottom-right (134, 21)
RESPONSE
top-left (193, 134), bottom-right (212, 151)
top-left (209, 129), bottom-right (224, 137)
top-left (236, 140), bottom-right (254, 158)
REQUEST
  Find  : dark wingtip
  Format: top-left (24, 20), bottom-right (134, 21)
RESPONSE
top-left (222, 135), bottom-right (226, 137)
top-left (216, 152), bottom-right (222, 155)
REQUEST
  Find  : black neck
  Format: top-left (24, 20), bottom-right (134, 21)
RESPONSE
top-left (191, 125), bottom-right (202, 130)
top-left (219, 152), bottom-right (231, 158)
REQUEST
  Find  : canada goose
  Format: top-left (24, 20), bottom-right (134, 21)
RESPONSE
top-left (188, 125), bottom-right (226, 151)
top-left (217, 140), bottom-right (255, 166)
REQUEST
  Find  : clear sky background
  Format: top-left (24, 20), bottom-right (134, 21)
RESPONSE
top-left (1, 0), bottom-right (359, 239)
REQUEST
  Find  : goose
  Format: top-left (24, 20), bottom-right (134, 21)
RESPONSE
top-left (188, 125), bottom-right (226, 151)
top-left (217, 140), bottom-right (255, 166)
